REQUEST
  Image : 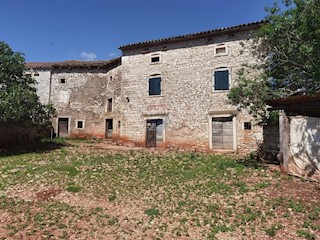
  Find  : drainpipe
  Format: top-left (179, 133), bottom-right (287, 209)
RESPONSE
top-left (49, 67), bottom-right (54, 139)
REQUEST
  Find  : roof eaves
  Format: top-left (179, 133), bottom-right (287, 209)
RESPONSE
top-left (119, 20), bottom-right (267, 50)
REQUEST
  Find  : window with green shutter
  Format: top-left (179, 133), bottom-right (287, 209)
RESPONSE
top-left (214, 69), bottom-right (229, 91)
top-left (149, 77), bottom-right (161, 95)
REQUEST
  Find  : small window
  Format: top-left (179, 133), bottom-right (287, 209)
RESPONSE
top-left (151, 55), bottom-right (160, 63)
top-left (149, 77), bottom-right (161, 96)
top-left (118, 121), bottom-right (121, 128)
top-left (214, 44), bottom-right (228, 56)
top-left (107, 98), bottom-right (112, 112)
top-left (213, 69), bottom-right (230, 91)
top-left (110, 76), bottom-right (112, 80)
top-left (60, 78), bottom-right (66, 84)
top-left (34, 72), bottom-right (39, 76)
top-left (76, 120), bottom-right (84, 129)
top-left (244, 122), bottom-right (252, 130)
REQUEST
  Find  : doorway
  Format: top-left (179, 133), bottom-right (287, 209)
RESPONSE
top-left (58, 118), bottom-right (69, 137)
top-left (105, 119), bottom-right (113, 138)
top-left (212, 117), bottom-right (234, 150)
top-left (146, 119), bottom-right (163, 148)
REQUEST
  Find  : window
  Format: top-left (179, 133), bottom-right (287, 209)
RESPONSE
top-left (107, 98), bottom-right (112, 112)
top-left (214, 44), bottom-right (228, 56)
top-left (34, 72), bottom-right (39, 76)
top-left (213, 68), bottom-right (230, 91)
top-left (148, 77), bottom-right (161, 96)
top-left (244, 122), bottom-right (252, 130)
top-left (118, 121), bottom-right (121, 128)
top-left (151, 54), bottom-right (160, 63)
top-left (60, 78), bottom-right (66, 84)
top-left (76, 120), bottom-right (84, 129)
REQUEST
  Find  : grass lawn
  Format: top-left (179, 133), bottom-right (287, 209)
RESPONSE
top-left (0, 139), bottom-right (319, 239)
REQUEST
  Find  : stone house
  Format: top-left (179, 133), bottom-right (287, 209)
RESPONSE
top-left (118, 21), bottom-right (264, 152)
top-left (27, 21), bottom-right (265, 153)
top-left (27, 59), bottom-right (121, 139)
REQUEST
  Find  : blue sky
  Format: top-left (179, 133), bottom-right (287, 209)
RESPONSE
top-left (0, 0), bottom-right (276, 62)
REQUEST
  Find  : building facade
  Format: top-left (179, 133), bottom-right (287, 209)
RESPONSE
top-left (27, 59), bottom-right (121, 139)
top-left (27, 21), bottom-right (265, 153)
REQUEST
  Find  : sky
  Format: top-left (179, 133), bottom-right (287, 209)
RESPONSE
top-left (0, 0), bottom-right (277, 62)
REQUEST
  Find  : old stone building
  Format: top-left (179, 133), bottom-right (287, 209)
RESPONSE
top-left (27, 59), bottom-right (121, 139)
top-left (28, 21), bottom-right (265, 153)
top-left (119, 21), bottom-right (264, 152)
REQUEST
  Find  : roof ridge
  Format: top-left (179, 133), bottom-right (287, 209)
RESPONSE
top-left (119, 20), bottom-right (267, 50)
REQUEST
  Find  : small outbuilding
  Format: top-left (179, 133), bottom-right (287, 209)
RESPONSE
top-left (267, 95), bottom-right (320, 182)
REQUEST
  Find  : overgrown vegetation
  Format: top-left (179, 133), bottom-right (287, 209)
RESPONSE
top-left (0, 140), bottom-right (319, 239)
top-left (228, 0), bottom-right (320, 123)
top-left (0, 41), bottom-right (55, 124)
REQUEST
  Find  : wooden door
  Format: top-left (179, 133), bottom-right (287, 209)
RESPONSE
top-left (58, 118), bottom-right (69, 137)
top-left (212, 117), bottom-right (234, 150)
top-left (146, 121), bottom-right (157, 147)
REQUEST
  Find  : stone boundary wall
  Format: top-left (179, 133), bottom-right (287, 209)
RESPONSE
top-left (0, 122), bottom-right (50, 147)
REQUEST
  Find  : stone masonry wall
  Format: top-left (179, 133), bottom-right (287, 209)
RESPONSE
top-left (50, 66), bottom-right (122, 139)
top-left (121, 30), bottom-right (263, 152)
top-left (29, 68), bottom-right (51, 104)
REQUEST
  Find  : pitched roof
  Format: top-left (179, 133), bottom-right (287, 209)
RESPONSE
top-left (26, 62), bottom-right (55, 69)
top-left (119, 20), bottom-right (266, 50)
top-left (267, 94), bottom-right (320, 117)
top-left (26, 58), bottom-right (121, 69)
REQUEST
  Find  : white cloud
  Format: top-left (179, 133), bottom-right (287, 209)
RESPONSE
top-left (108, 52), bottom-right (116, 57)
top-left (80, 51), bottom-right (97, 61)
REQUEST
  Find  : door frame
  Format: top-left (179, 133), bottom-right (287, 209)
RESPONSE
top-left (209, 114), bottom-right (237, 151)
top-left (57, 116), bottom-right (70, 137)
top-left (105, 118), bottom-right (113, 139)
top-left (144, 116), bottom-right (165, 148)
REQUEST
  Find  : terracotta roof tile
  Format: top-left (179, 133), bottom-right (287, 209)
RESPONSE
top-left (119, 20), bottom-right (267, 50)
top-left (26, 58), bottom-right (121, 69)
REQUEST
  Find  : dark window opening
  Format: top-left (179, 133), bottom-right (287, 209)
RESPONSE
top-left (110, 76), bottom-right (112, 80)
top-left (244, 122), bottom-right (252, 130)
top-left (77, 121), bottom-right (84, 129)
top-left (107, 98), bottom-right (112, 112)
top-left (118, 121), bottom-right (121, 128)
top-left (149, 77), bottom-right (161, 96)
top-left (215, 46), bottom-right (226, 55)
top-left (151, 56), bottom-right (160, 63)
top-left (34, 73), bottom-right (39, 76)
top-left (60, 78), bottom-right (66, 84)
top-left (214, 70), bottom-right (229, 91)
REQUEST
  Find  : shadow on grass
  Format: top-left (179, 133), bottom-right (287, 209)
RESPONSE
top-left (0, 138), bottom-right (72, 157)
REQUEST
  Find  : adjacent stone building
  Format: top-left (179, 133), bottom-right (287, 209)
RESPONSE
top-left (27, 21), bottom-right (265, 153)
top-left (27, 59), bottom-right (121, 139)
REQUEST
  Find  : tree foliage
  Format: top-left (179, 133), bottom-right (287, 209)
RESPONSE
top-left (228, 0), bottom-right (320, 123)
top-left (0, 41), bottom-right (55, 124)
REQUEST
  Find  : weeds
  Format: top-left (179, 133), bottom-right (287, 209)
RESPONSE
top-left (0, 140), bottom-right (319, 239)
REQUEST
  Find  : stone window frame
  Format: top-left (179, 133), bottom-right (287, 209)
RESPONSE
top-left (150, 53), bottom-right (161, 64)
top-left (212, 67), bottom-right (231, 92)
top-left (208, 112), bottom-right (237, 151)
top-left (107, 98), bottom-right (113, 112)
top-left (148, 74), bottom-right (162, 97)
top-left (244, 122), bottom-right (252, 130)
top-left (75, 119), bottom-right (85, 130)
top-left (214, 44), bottom-right (228, 57)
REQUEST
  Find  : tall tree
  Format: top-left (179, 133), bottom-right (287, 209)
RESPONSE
top-left (228, 0), bottom-right (320, 123)
top-left (0, 41), bottom-right (54, 124)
